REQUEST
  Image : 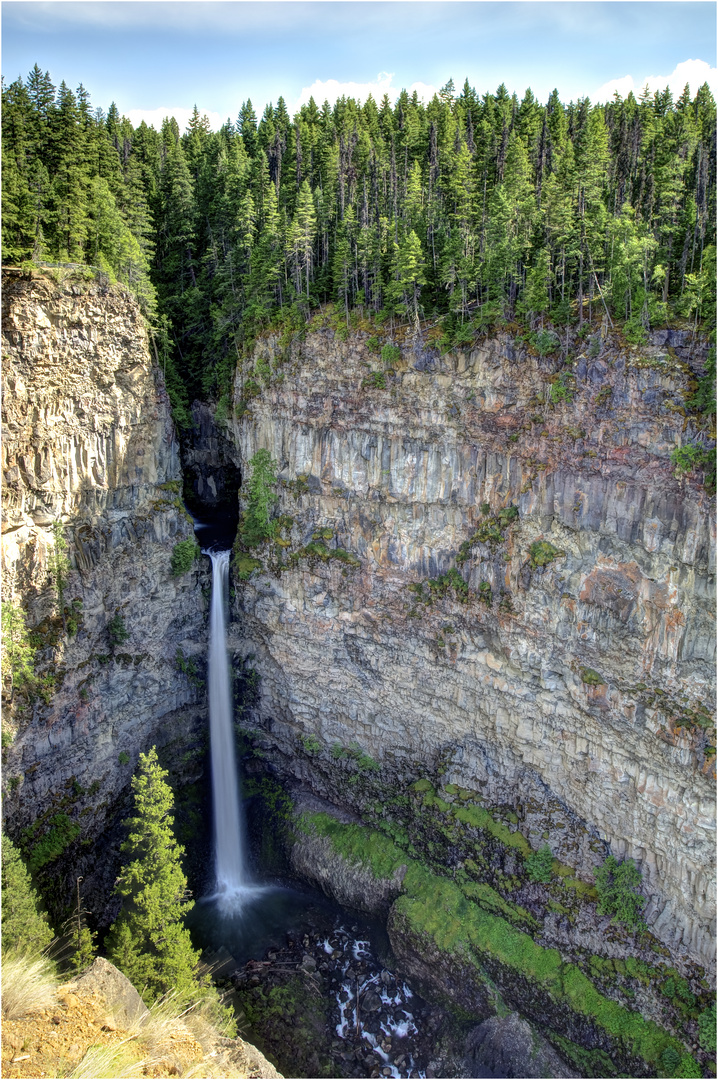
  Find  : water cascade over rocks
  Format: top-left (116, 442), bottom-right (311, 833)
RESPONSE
top-left (207, 548), bottom-right (257, 910)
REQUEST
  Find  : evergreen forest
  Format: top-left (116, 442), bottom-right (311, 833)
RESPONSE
top-left (2, 66), bottom-right (716, 414)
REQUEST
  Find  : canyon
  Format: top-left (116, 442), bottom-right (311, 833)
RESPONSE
top-left (1, 269), bottom-right (715, 1077)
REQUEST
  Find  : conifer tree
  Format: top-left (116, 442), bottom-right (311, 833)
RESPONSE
top-left (1, 600), bottom-right (36, 701)
top-left (1, 832), bottom-right (54, 955)
top-left (106, 747), bottom-right (201, 1004)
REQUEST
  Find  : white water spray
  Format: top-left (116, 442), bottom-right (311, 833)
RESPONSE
top-left (207, 549), bottom-right (259, 911)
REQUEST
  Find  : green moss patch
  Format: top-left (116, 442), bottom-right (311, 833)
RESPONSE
top-left (301, 811), bottom-right (695, 1072)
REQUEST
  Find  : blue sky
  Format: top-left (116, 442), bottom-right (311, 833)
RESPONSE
top-left (3, 2), bottom-right (716, 131)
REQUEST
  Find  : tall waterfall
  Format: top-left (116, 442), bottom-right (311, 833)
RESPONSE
top-left (207, 549), bottom-right (250, 909)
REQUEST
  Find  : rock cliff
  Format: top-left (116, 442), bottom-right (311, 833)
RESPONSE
top-left (227, 319), bottom-right (715, 973)
top-left (1, 269), bottom-right (208, 925)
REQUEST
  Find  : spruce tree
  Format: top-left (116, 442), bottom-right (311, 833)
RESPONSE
top-left (1, 832), bottom-right (54, 955)
top-left (106, 747), bottom-right (200, 1004)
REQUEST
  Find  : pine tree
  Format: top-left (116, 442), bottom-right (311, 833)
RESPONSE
top-left (106, 747), bottom-right (201, 1004)
top-left (1, 600), bottom-right (36, 701)
top-left (1, 832), bottom-right (54, 955)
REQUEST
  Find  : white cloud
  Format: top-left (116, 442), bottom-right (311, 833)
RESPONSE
top-left (124, 106), bottom-right (224, 133)
top-left (593, 58), bottom-right (717, 104)
top-left (292, 72), bottom-right (439, 112)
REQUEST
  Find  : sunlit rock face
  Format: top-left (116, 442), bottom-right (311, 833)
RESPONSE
top-left (1, 271), bottom-right (207, 923)
top-left (228, 325), bottom-right (715, 970)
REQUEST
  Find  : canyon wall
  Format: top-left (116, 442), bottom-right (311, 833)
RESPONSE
top-left (1, 270), bottom-right (208, 923)
top-left (227, 320), bottom-right (715, 971)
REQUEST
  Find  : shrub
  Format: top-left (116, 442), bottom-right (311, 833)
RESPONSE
top-left (108, 612), bottom-right (130, 647)
top-left (623, 319), bottom-right (647, 345)
top-left (361, 371), bottom-right (387, 389)
top-left (594, 855), bottom-right (646, 929)
top-left (170, 539), bottom-right (200, 576)
top-left (301, 734), bottom-right (322, 755)
top-left (670, 442), bottom-right (715, 477)
top-left (534, 329), bottom-right (560, 356)
top-left (528, 540), bottom-right (561, 567)
top-left (525, 843), bottom-right (554, 883)
top-left (698, 1002), bottom-right (717, 1052)
top-left (580, 667), bottom-right (605, 686)
top-left (381, 343), bottom-right (401, 366)
top-left (118, 751), bottom-right (130, 765)
top-left (550, 371), bottom-right (574, 404)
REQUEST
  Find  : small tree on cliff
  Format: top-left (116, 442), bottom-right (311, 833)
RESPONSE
top-left (241, 448), bottom-right (277, 545)
top-left (106, 747), bottom-right (201, 1003)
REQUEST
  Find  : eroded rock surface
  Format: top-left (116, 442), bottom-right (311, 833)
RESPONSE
top-left (228, 325), bottom-right (715, 970)
top-left (1, 271), bottom-right (208, 924)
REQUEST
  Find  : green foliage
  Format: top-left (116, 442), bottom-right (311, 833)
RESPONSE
top-left (49, 521), bottom-right (70, 628)
top-left (580, 667), bottom-right (605, 686)
top-left (300, 733), bottom-right (322, 755)
top-left (381, 343), bottom-right (401, 366)
top-left (687, 347), bottom-right (716, 417)
top-left (550, 371), bottom-right (575, 404)
top-left (22, 813), bottom-right (82, 872)
top-left (528, 540), bottom-right (562, 567)
top-left (118, 751), bottom-right (130, 765)
top-left (478, 581), bottom-right (493, 606)
top-left (106, 747), bottom-right (202, 1004)
top-left (623, 319), bottom-right (648, 345)
top-left (534, 329), bottom-right (560, 355)
top-left (107, 612), bottom-right (130, 648)
top-left (2, 66), bottom-right (716, 405)
top-left (1, 832), bottom-right (54, 954)
top-left (175, 648), bottom-right (203, 688)
top-left (331, 741), bottom-right (380, 771)
top-left (698, 1001), bottom-right (716, 1052)
top-left (594, 856), bottom-right (646, 929)
top-left (241, 449), bottom-right (278, 546)
top-left (234, 551), bottom-right (263, 580)
top-left (1, 600), bottom-right (36, 699)
top-left (408, 567), bottom-right (469, 605)
top-left (65, 598), bottom-right (83, 636)
top-left (170, 539), bottom-right (200, 576)
top-left (361, 370), bottom-right (387, 389)
top-left (525, 843), bottom-right (554, 883)
top-left (670, 442), bottom-right (715, 488)
top-left (304, 812), bottom-right (689, 1069)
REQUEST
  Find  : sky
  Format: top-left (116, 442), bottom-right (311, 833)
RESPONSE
top-left (2, 1), bottom-right (717, 131)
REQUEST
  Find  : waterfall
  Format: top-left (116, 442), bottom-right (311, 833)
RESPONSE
top-left (207, 548), bottom-right (253, 910)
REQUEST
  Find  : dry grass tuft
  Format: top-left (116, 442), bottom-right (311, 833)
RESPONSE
top-left (67, 1041), bottom-right (146, 1079)
top-left (1, 951), bottom-right (59, 1020)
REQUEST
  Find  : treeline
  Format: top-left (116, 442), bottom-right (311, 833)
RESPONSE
top-left (2, 66), bottom-right (716, 404)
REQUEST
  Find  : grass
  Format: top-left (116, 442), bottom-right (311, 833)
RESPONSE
top-left (1, 951), bottom-right (59, 1019)
top-left (68, 1043), bottom-right (146, 1079)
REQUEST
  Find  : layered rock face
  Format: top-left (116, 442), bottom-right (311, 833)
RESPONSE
top-left (228, 324), bottom-right (715, 970)
top-left (1, 271), bottom-right (208, 923)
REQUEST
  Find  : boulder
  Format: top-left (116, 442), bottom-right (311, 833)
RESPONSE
top-left (464, 1012), bottom-right (576, 1079)
top-left (75, 957), bottom-right (149, 1028)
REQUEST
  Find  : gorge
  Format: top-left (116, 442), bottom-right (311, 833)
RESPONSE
top-left (1, 266), bottom-right (715, 1078)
